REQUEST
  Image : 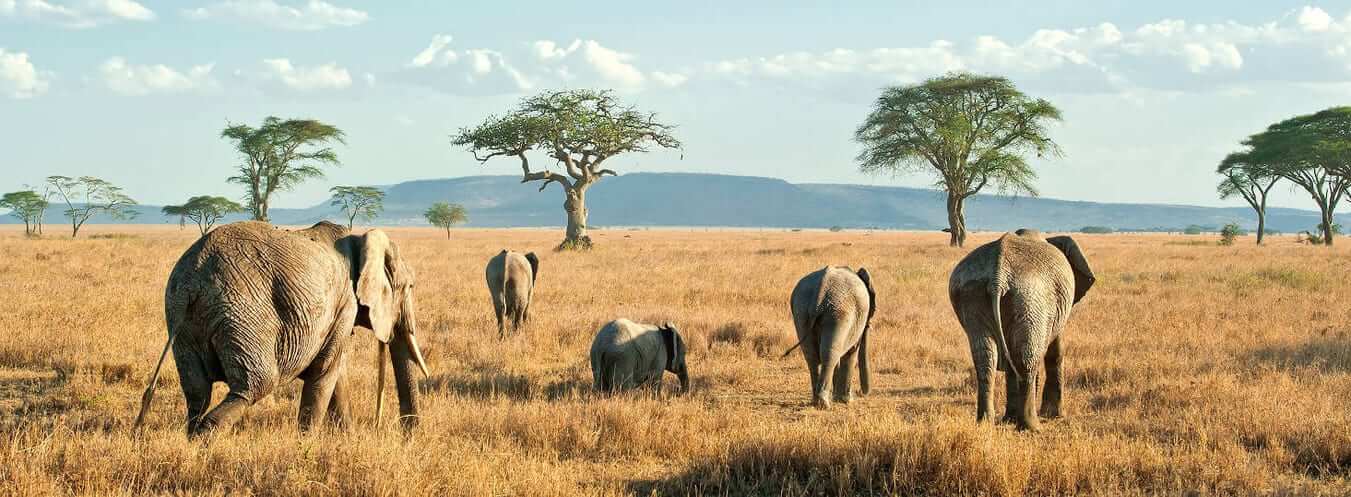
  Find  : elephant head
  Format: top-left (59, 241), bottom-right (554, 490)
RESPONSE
top-left (659, 322), bottom-right (690, 393)
top-left (1045, 236), bottom-right (1096, 304)
top-left (349, 229), bottom-right (429, 429)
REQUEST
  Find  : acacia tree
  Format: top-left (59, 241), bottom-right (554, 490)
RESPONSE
top-left (1216, 151), bottom-right (1279, 245)
top-left (162, 196), bottom-right (243, 235)
top-left (330, 186), bottom-right (385, 229)
top-left (1243, 107), bottom-right (1351, 246)
top-left (424, 202), bottom-right (467, 239)
top-left (0, 190), bottom-right (49, 236)
top-left (855, 72), bottom-right (1063, 247)
top-left (222, 117), bottom-right (345, 222)
top-left (452, 89), bottom-right (681, 250)
top-left (45, 176), bottom-right (138, 238)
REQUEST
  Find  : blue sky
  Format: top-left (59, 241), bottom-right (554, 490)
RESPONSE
top-left (4, 1), bottom-right (1351, 211)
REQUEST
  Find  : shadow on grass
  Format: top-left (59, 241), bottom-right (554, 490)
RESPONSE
top-left (421, 369), bottom-right (589, 402)
top-left (1248, 336), bottom-right (1351, 374)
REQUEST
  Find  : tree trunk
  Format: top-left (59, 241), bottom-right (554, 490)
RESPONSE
top-left (946, 193), bottom-right (967, 248)
top-left (445, 227), bottom-right (450, 240)
top-left (562, 187), bottom-right (591, 249)
top-left (1255, 210), bottom-right (1266, 245)
top-left (1322, 209), bottom-right (1335, 246)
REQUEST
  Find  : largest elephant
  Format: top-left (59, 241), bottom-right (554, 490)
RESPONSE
top-left (134, 221), bottom-right (430, 437)
top-left (949, 229), bottom-right (1095, 431)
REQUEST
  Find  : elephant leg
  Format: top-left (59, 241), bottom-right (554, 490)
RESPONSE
top-left (298, 375), bottom-right (338, 432)
top-left (325, 367), bottom-right (351, 430)
top-left (815, 352), bottom-right (841, 410)
top-left (1040, 336), bottom-right (1064, 419)
top-left (173, 344), bottom-right (212, 434)
top-left (192, 389), bottom-right (253, 438)
top-left (192, 351), bottom-right (276, 438)
top-left (969, 335), bottom-right (996, 423)
top-left (1000, 369), bottom-right (1021, 425)
top-left (492, 294), bottom-right (506, 339)
top-left (1015, 367), bottom-right (1042, 431)
top-left (799, 340), bottom-right (823, 407)
top-left (832, 346), bottom-right (858, 404)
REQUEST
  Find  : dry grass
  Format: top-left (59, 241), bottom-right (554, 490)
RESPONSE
top-left (1, 225), bottom-right (1350, 496)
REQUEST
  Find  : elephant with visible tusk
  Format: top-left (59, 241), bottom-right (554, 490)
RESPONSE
top-left (590, 319), bottom-right (689, 395)
top-left (788, 266), bottom-right (876, 409)
top-left (485, 249), bottom-right (539, 339)
top-left (949, 228), bottom-right (1095, 431)
top-left (134, 221), bottom-right (431, 437)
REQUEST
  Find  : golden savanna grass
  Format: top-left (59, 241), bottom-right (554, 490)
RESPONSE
top-left (1, 225), bottom-right (1350, 496)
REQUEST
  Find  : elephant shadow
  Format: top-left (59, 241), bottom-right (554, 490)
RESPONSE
top-left (1246, 335), bottom-right (1351, 374)
top-left (420, 366), bottom-right (589, 402)
top-left (626, 438), bottom-right (898, 496)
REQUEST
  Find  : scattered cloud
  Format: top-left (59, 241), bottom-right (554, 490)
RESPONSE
top-left (98, 57), bottom-right (215, 96)
top-left (260, 58), bottom-right (351, 91)
top-left (0, 48), bottom-right (51, 98)
top-left (183, 0), bottom-right (367, 31)
top-left (0, 0), bottom-right (154, 28)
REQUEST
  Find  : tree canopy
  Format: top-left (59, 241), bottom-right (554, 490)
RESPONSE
top-left (1237, 107), bottom-right (1351, 245)
top-left (222, 117), bottom-right (345, 222)
top-left (855, 72), bottom-right (1062, 247)
top-left (45, 176), bottom-right (138, 238)
top-left (0, 190), bottom-right (49, 236)
top-left (1215, 151), bottom-right (1279, 244)
top-left (424, 202), bottom-right (467, 239)
top-left (162, 196), bottom-right (243, 235)
top-left (330, 185), bottom-right (385, 229)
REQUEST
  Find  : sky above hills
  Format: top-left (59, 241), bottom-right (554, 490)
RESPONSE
top-left (4, 1), bottom-right (1351, 211)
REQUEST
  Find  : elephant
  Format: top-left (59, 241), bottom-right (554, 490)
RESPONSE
top-left (590, 319), bottom-right (689, 395)
top-left (948, 228), bottom-right (1095, 431)
top-left (134, 221), bottom-right (431, 437)
top-left (485, 249), bottom-right (539, 338)
top-left (788, 266), bottom-right (876, 409)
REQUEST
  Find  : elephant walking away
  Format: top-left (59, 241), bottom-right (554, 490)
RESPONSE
top-left (949, 229), bottom-right (1095, 431)
top-left (590, 319), bottom-right (689, 395)
top-left (789, 266), bottom-right (876, 409)
top-left (485, 250), bottom-right (539, 338)
top-left (134, 221), bottom-right (431, 437)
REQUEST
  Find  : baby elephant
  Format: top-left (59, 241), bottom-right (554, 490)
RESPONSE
top-left (485, 249), bottom-right (539, 338)
top-left (789, 266), bottom-right (876, 409)
top-left (590, 319), bottom-right (689, 395)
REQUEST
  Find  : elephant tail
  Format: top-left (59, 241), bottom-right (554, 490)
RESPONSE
top-left (133, 327), bottom-right (178, 430)
top-left (990, 283), bottom-right (1022, 381)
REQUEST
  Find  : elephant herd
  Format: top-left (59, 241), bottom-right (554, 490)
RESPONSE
top-left (133, 221), bottom-right (1094, 437)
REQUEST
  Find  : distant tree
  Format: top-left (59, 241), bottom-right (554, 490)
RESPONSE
top-left (1242, 107), bottom-right (1351, 245)
top-left (1216, 151), bottom-right (1279, 245)
top-left (329, 186), bottom-right (385, 229)
top-left (222, 117), bottom-right (345, 222)
top-left (855, 72), bottom-right (1063, 247)
top-left (1219, 223), bottom-right (1241, 246)
top-left (0, 190), bottom-right (49, 236)
top-left (45, 176), bottom-right (138, 238)
top-left (424, 202), bottom-right (467, 239)
top-left (161, 196), bottom-right (244, 235)
top-left (452, 89), bottom-right (681, 250)
top-left (1079, 226), bottom-right (1114, 234)
top-left (1184, 225), bottom-right (1204, 235)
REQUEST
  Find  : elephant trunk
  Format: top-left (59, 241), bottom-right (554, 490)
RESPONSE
top-left (389, 295), bottom-right (427, 430)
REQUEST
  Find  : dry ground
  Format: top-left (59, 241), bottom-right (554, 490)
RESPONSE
top-left (1, 224), bottom-right (1349, 496)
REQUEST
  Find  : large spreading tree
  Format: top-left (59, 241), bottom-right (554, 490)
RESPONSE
top-left (855, 72), bottom-right (1063, 247)
top-left (222, 117), bottom-right (345, 222)
top-left (330, 186), bottom-right (385, 229)
top-left (0, 190), bottom-right (49, 236)
top-left (45, 176), bottom-right (138, 238)
top-left (1241, 107), bottom-right (1351, 246)
top-left (452, 89), bottom-right (681, 249)
top-left (1216, 151), bottom-right (1279, 245)
top-left (162, 195), bottom-right (243, 235)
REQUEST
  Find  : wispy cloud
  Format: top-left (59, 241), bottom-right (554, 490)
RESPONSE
top-left (99, 57), bottom-right (215, 96)
top-left (183, 0), bottom-right (367, 31)
top-left (0, 0), bottom-right (154, 29)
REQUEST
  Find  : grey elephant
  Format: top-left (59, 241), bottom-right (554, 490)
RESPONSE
top-left (590, 319), bottom-right (689, 394)
top-left (949, 228), bottom-right (1095, 431)
top-left (485, 249), bottom-right (539, 338)
top-left (788, 266), bottom-right (876, 409)
top-left (134, 221), bottom-right (431, 437)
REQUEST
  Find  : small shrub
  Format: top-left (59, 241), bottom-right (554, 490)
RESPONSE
top-left (1080, 226), bottom-right (1114, 234)
top-left (828, 226), bottom-right (844, 232)
top-left (1183, 225), bottom-right (1204, 235)
top-left (1219, 223), bottom-right (1241, 246)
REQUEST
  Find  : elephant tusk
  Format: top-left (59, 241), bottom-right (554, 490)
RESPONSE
top-left (407, 333), bottom-right (430, 379)
top-left (375, 341), bottom-right (387, 427)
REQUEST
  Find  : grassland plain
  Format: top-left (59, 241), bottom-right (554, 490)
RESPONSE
top-left (1, 225), bottom-right (1349, 496)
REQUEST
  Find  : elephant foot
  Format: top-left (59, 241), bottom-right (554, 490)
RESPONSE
top-left (1015, 420), bottom-right (1041, 432)
top-left (1038, 406), bottom-right (1062, 419)
top-left (997, 414), bottom-right (1018, 425)
top-left (833, 393), bottom-right (853, 405)
top-left (812, 396), bottom-right (831, 410)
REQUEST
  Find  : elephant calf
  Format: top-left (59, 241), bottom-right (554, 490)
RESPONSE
top-left (590, 319), bottom-right (689, 394)
top-left (949, 229), bottom-right (1095, 431)
top-left (485, 249), bottom-right (539, 338)
top-left (789, 266), bottom-right (876, 409)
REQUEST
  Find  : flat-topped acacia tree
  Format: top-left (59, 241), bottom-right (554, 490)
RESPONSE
top-left (452, 89), bottom-right (680, 250)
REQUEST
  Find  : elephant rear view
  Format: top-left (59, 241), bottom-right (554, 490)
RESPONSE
top-left (590, 319), bottom-right (689, 395)
top-left (949, 229), bottom-right (1095, 431)
top-left (789, 266), bottom-right (876, 409)
top-left (485, 249), bottom-right (539, 339)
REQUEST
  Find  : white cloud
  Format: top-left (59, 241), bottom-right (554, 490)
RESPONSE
top-left (651, 71), bottom-right (688, 87)
top-left (260, 58), bottom-right (351, 91)
top-left (99, 57), bottom-right (214, 96)
top-left (1298, 6), bottom-right (1333, 32)
top-left (1, 0), bottom-right (153, 28)
top-left (0, 48), bottom-right (51, 98)
top-left (184, 0), bottom-right (367, 31)
top-left (410, 34), bottom-right (453, 67)
top-left (581, 40), bottom-right (645, 87)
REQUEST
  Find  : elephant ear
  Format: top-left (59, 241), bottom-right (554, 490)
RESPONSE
top-left (1046, 235), bottom-right (1096, 304)
top-left (354, 229), bottom-right (397, 343)
top-left (525, 252), bottom-right (540, 284)
top-left (856, 267), bottom-right (876, 322)
top-left (660, 323), bottom-right (678, 367)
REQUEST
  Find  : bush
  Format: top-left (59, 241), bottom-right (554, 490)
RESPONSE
top-left (1219, 223), bottom-right (1241, 246)
top-left (1184, 225), bottom-right (1204, 235)
top-left (828, 226), bottom-right (844, 232)
top-left (1080, 226), bottom-right (1114, 234)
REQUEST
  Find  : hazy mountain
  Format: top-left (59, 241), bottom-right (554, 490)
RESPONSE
top-left (8, 173), bottom-right (1339, 233)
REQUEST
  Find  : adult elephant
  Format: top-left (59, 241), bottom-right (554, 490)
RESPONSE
top-left (134, 221), bottom-right (431, 437)
top-left (485, 249), bottom-right (539, 338)
top-left (949, 228), bottom-right (1095, 431)
top-left (788, 266), bottom-right (876, 409)
top-left (590, 319), bottom-right (689, 395)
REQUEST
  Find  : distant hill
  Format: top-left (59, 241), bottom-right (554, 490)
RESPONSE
top-left (7, 173), bottom-right (1339, 233)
